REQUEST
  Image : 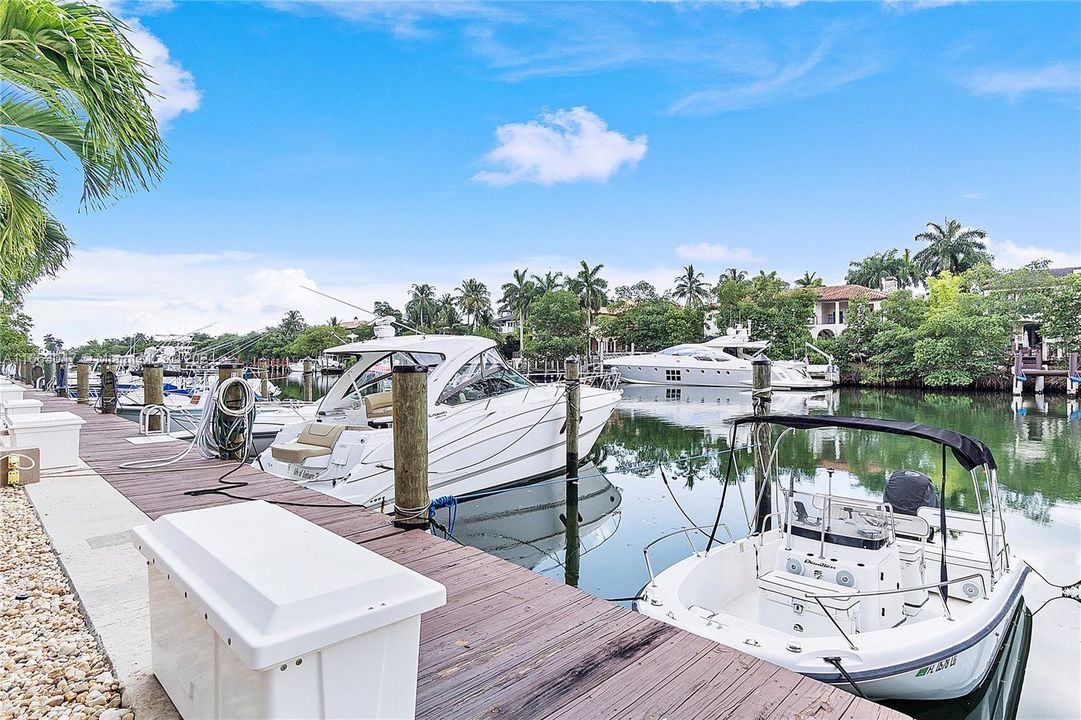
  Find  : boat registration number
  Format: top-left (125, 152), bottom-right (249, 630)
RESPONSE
top-left (915, 656), bottom-right (957, 677)
top-left (290, 466), bottom-right (322, 481)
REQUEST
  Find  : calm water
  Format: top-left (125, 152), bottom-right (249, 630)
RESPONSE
top-left (433, 385), bottom-right (1081, 720)
top-left (283, 372), bottom-right (1079, 717)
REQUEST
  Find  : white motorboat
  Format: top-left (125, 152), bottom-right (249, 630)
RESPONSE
top-left (287, 356), bottom-right (344, 374)
top-left (258, 333), bottom-right (623, 508)
top-left (636, 414), bottom-right (1029, 701)
top-left (603, 326), bottom-right (832, 390)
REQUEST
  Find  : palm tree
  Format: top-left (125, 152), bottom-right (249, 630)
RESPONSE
top-left (1, 0), bottom-right (166, 299)
top-left (720, 268), bottom-right (748, 285)
top-left (566, 261), bottom-right (609, 332)
top-left (672, 264), bottom-right (711, 308)
top-left (794, 271), bottom-right (824, 288)
top-left (455, 278), bottom-right (491, 330)
top-left (913, 218), bottom-right (992, 277)
top-left (436, 293), bottom-right (461, 330)
top-left (500, 268), bottom-right (536, 354)
top-left (407, 283), bottom-right (437, 329)
top-left (846, 250), bottom-right (900, 289)
top-left (279, 310), bottom-right (305, 338)
top-left (531, 270), bottom-right (563, 293)
top-left (327, 316), bottom-right (339, 327)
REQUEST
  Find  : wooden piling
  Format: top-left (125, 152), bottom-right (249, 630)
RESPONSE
top-left (303, 358), bottom-right (313, 402)
top-left (217, 363), bottom-right (245, 460)
top-left (43, 360), bottom-right (55, 390)
top-left (76, 362), bottom-right (90, 404)
top-left (752, 358), bottom-right (772, 532)
top-left (143, 363), bottom-right (165, 432)
top-left (393, 364), bottom-right (430, 529)
top-left (564, 357), bottom-right (581, 587)
top-left (100, 362), bottom-right (118, 414)
top-left (259, 361), bottom-right (269, 400)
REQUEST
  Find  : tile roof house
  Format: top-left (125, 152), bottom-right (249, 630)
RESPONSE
top-left (809, 284), bottom-right (890, 339)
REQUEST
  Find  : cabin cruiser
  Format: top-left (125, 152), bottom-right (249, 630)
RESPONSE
top-left (603, 326), bottom-right (832, 390)
top-left (636, 415), bottom-right (1029, 701)
top-left (257, 333), bottom-right (623, 508)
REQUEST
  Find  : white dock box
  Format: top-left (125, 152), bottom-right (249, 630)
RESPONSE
top-left (0, 384), bottom-right (25, 407)
top-left (131, 501), bottom-right (446, 720)
top-left (7, 411), bottom-right (85, 469)
top-left (4, 398), bottom-right (43, 421)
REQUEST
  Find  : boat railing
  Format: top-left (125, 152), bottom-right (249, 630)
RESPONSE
top-left (807, 572), bottom-right (989, 651)
top-left (644, 523), bottom-right (735, 588)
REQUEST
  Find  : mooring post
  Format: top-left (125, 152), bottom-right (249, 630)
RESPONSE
top-left (217, 363), bottom-right (245, 460)
top-left (393, 364), bottom-right (430, 529)
top-left (259, 360), bottom-right (269, 400)
top-left (76, 361), bottom-right (90, 404)
top-left (144, 363), bottom-right (165, 432)
top-left (1012, 351), bottom-right (1024, 396)
top-left (564, 357), bottom-right (581, 587)
top-left (43, 359), bottom-right (55, 391)
top-left (100, 362), bottom-right (118, 414)
top-left (303, 359), bottom-right (313, 402)
top-left (752, 358), bottom-right (773, 533)
top-left (1068, 352), bottom-right (1079, 398)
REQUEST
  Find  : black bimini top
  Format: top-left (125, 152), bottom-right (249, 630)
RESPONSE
top-left (732, 414), bottom-right (997, 471)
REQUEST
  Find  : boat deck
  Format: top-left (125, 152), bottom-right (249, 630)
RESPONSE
top-left (22, 387), bottom-right (909, 719)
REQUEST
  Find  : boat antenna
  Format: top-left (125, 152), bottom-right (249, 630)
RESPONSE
top-left (300, 285), bottom-right (421, 334)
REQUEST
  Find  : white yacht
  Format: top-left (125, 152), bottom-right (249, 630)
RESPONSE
top-left (603, 326), bottom-right (832, 390)
top-left (637, 414), bottom-right (1029, 701)
top-left (258, 333), bottom-right (622, 508)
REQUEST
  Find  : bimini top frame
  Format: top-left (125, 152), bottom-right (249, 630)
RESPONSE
top-left (705, 414), bottom-right (1008, 589)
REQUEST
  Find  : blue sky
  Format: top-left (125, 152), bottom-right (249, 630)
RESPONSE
top-left (26, 0), bottom-right (1081, 343)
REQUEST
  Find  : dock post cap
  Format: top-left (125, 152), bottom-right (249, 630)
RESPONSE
top-left (217, 362), bottom-right (244, 369)
top-left (392, 364), bottom-right (429, 374)
top-left (565, 356), bottom-right (579, 364)
top-left (752, 358), bottom-right (770, 365)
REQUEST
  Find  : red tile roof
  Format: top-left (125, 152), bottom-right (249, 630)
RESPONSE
top-left (812, 284), bottom-right (889, 301)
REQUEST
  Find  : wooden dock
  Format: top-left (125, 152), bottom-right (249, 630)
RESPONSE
top-left (26, 388), bottom-right (908, 720)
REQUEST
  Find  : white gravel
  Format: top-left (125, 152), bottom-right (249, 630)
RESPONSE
top-left (0, 486), bottom-right (132, 720)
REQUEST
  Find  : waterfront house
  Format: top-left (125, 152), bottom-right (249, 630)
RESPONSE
top-left (808, 284), bottom-right (891, 339)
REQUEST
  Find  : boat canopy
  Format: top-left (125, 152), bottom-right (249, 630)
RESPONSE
top-left (731, 414), bottom-right (996, 471)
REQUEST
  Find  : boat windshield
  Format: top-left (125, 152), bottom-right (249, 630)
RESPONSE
top-left (438, 349), bottom-right (533, 406)
top-left (659, 346), bottom-right (733, 362)
top-left (342, 351), bottom-right (444, 401)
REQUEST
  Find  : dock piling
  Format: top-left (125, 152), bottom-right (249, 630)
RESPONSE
top-left (76, 362), bottom-right (90, 404)
top-left (392, 364), bottom-right (430, 529)
top-left (1069, 353), bottom-right (1079, 398)
top-left (259, 360), bottom-right (269, 400)
top-left (217, 363), bottom-right (245, 460)
top-left (564, 357), bottom-right (581, 587)
top-left (752, 358), bottom-right (772, 532)
top-left (100, 363), bottom-right (118, 414)
top-left (143, 363), bottom-right (164, 432)
top-left (303, 359), bottom-right (313, 402)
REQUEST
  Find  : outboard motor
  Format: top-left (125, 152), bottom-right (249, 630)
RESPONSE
top-left (883, 469), bottom-right (938, 517)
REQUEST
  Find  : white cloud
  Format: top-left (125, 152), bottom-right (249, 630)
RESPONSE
top-left (99, 1), bottom-right (200, 126)
top-left (266, 1), bottom-right (511, 39)
top-left (961, 63), bottom-right (1080, 102)
top-left (960, 192), bottom-right (984, 200)
top-left (674, 242), bottom-right (766, 264)
top-left (472, 107), bottom-right (647, 187)
top-left (988, 239), bottom-right (1079, 270)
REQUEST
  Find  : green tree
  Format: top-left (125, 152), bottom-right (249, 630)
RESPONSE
top-left (406, 283), bottom-right (437, 329)
top-left (613, 280), bottom-right (658, 303)
top-left (284, 325), bottom-right (343, 358)
top-left (372, 301), bottom-right (403, 325)
top-left (1042, 274), bottom-right (1081, 354)
top-left (595, 300), bottom-right (703, 352)
top-left (913, 218), bottom-right (993, 277)
top-left (566, 260), bottom-right (609, 332)
top-left (500, 268), bottom-right (536, 356)
top-left (435, 293), bottom-right (461, 331)
top-left (845, 249), bottom-right (916, 289)
top-left (531, 270), bottom-right (563, 293)
top-left (794, 271), bottom-right (824, 288)
top-left (455, 278), bottom-right (491, 330)
top-left (1, 0), bottom-right (166, 299)
top-left (0, 302), bottom-right (36, 358)
top-left (720, 268), bottom-right (748, 284)
top-left (42, 332), bottom-right (62, 352)
top-left (277, 310), bottom-right (306, 339)
top-left (672, 264), bottom-right (711, 309)
top-left (524, 290), bottom-right (586, 362)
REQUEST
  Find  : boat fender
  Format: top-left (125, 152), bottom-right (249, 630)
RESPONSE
top-left (836, 570), bottom-right (856, 588)
top-left (786, 558), bottom-right (805, 576)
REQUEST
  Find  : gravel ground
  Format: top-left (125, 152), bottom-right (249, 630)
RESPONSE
top-left (0, 486), bottom-right (131, 720)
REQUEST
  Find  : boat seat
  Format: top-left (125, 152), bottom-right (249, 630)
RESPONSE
top-left (364, 391), bottom-right (393, 419)
top-left (270, 422), bottom-right (346, 464)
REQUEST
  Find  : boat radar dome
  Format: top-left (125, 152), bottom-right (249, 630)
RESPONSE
top-left (373, 316), bottom-right (396, 339)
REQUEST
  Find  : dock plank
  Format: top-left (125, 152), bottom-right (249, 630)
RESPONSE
top-left (23, 389), bottom-right (908, 720)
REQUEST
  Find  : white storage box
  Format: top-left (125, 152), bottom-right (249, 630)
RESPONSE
top-left (0, 384), bottom-right (25, 407)
top-left (758, 570), bottom-right (860, 638)
top-left (131, 501), bottom-right (446, 720)
top-left (4, 398), bottom-right (43, 420)
top-left (7, 411), bottom-right (85, 469)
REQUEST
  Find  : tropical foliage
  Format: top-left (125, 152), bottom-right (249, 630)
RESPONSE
top-left (913, 218), bottom-right (992, 277)
top-left (672, 264), bottom-right (710, 308)
top-left (1, 0), bottom-right (165, 299)
top-left (525, 290), bottom-right (586, 362)
top-left (565, 261), bottom-right (608, 331)
top-left (845, 249), bottom-right (921, 289)
top-left (594, 300), bottom-right (703, 353)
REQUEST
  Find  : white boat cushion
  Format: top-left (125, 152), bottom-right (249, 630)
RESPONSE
top-left (363, 391), bottom-right (393, 419)
top-left (270, 422), bottom-right (346, 464)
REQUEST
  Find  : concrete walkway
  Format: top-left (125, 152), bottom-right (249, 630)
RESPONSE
top-left (24, 461), bottom-right (180, 719)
